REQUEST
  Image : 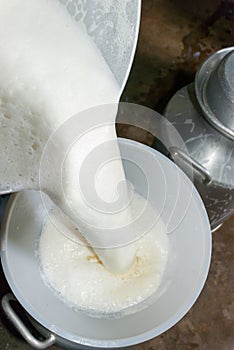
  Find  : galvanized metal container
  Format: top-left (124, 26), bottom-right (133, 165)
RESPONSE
top-left (164, 47), bottom-right (234, 230)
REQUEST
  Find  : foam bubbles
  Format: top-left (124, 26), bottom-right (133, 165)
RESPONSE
top-left (39, 192), bottom-right (169, 317)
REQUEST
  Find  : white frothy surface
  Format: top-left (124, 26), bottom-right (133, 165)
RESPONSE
top-left (0, 0), bottom-right (120, 191)
top-left (0, 0), bottom-right (136, 273)
top-left (39, 192), bottom-right (169, 315)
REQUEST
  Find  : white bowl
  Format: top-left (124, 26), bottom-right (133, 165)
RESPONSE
top-left (1, 138), bottom-right (211, 349)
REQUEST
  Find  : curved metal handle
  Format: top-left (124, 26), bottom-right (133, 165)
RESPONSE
top-left (2, 294), bottom-right (56, 350)
top-left (170, 147), bottom-right (212, 185)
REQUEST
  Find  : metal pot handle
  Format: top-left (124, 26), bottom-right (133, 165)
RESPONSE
top-left (2, 293), bottom-right (56, 350)
top-left (169, 147), bottom-right (212, 185)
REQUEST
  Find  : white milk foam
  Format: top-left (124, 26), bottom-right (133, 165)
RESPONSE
top-left (0, 0), bottom-right (117, 190)
top-left (0, 0), bottom-right (136, 273)
top-left (39, 192), bottom-right (169, 316)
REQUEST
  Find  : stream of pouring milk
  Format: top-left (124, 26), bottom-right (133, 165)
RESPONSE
top-left (0, 0), bottom-right (137, 273)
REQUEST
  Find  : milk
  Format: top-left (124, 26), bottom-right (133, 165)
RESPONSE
top-left (0, 0), bottom-right (136, 273)
top-left (39, 192), bottom-right (169, 316)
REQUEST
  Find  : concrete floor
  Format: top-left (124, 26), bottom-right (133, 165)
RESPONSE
top-left (0, 0), bottom-right (234, 349)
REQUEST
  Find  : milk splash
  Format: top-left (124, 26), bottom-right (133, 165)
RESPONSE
top-left (39, 191), bottom-right (169, 316)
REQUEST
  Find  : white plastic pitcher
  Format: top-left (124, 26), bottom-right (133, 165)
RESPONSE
top-left (58, 0), bottom-right (141, 89)
top-left (1, 139), bottom-right (211, 349)
top-left (0, 0), bottom-right (141, 195)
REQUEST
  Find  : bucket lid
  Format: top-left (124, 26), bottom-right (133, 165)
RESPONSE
top-left (195, 47), bottom-right (234, 140)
